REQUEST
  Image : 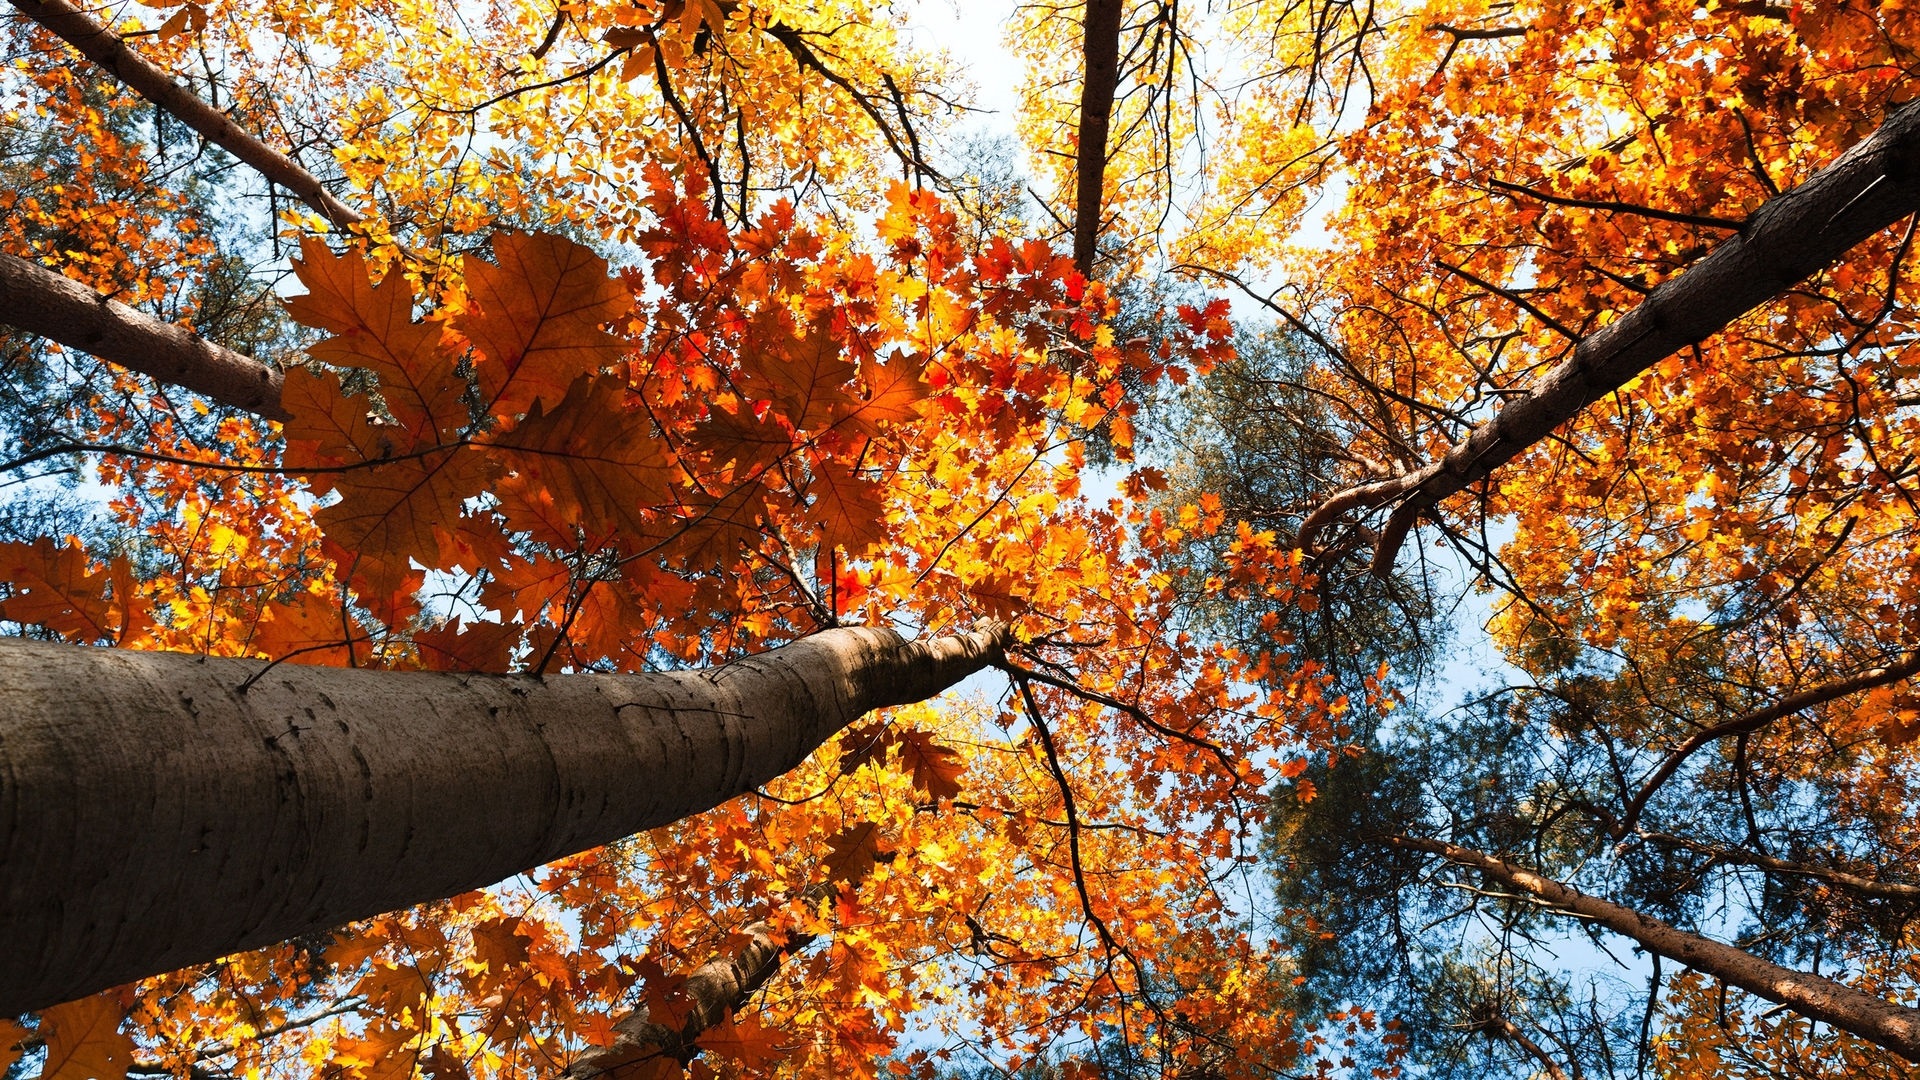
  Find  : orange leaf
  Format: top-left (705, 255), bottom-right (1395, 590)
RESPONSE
top-left (824, 821), bottom-right (890, 883)
top-left (736, 319), bottom-right (856, 432)
top-left (492, 374), bottom-right (672, 552)
top-left (414, 619), bottom-right (520, 672)
top-left (693, 1014), bottom-right (787, 1069)
top-left (0, 538), bottom-right (140, 643)
top-left (285, 237), bottom-right (468, 441)
top-left (460, 231), bottom-right (632, 421)
top-left (37, 992), bottom-right (134, 1080)
top-left (806, 457), bottom-right (888, 555)
top-left (836, 353), bottom-right (929, 437)
top-left (891, 728), bottom-right (966, 802)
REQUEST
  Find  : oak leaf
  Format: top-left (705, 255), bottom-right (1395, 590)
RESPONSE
top-left (36, 992), bottom-right (133, 1080)
top-left (459, 231), bottom-right (632, 421)
top-left (491, 374), bottom-right (672, 552)
top-left (806, 457), bottom-right (888, 555)
top-left (824, 821), bottom-right (891, 883)
top-left (692, 1014), bottom-right (786, 1069)
top-left (0, 538), bottom-right (143, 644)
top-left (285, 238), bottom-right (467, 440)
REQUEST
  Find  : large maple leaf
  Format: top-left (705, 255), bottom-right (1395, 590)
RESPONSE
top-left (459, 231), bottom-right (633, 422)
top-left (805, 456), bottom-right (888, 555)
top-left (492, 373), bottom-right (673, 553)
top-left (0, 537), bottom-right (146, 644)
top-left (285, 238), bottom-right (467, 440)
top-left (735, 316), bottom-right (857, 432)
top-left (36, 993), bottom-right (135, 1080)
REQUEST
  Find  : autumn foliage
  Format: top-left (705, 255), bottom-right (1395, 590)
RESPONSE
top-left (11, 0), bottom-right (1920, 1077)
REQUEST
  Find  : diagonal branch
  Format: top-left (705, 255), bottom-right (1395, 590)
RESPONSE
top-left (1386, 834), bottom-right (1920, 1061)
top-left (1636, 831), bottom-right (1920, 905)
top-left (0, 249), bottom-right (287, 418)
top-left (8, 0), bottom-right (363, 229)
top-left (1616, 650), bottom-right (1920, 837)
top-left (558, 882), bottom-right (835, 1078)
top-left (1299, 100), bottom-right (1920, 571)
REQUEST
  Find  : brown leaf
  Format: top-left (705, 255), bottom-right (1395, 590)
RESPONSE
top-left (38, 992), bottom-right (134, 1080)
top-left (492, 374), bottom-right (672, 553)
top-left (824, 821), bottom-right (891, 883)
top-left (693, 1014), bottom-right (787, 1069)
top-left (0, 538), bottom-right (140, 644)
top-left (286, 238), bottom-right (467, 441)
top-left (806, 456), bottom-right (888, 555)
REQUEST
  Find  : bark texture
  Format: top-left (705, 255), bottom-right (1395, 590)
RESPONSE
top-left (558, 887), bottom-right (831, 1078)
top-left (1072, 0), bottom-right (1124, 274)
top-left (1298, 99), bottom-right (1920, 571)
top-left (0, 624), bottom-right (1006, 1015)
top-left (0, 250), bottom-right (286, 418)
top-left (1390, 835), bottom-right (1920, 1061)
top-left (9, 0), bottom-right (363, 229)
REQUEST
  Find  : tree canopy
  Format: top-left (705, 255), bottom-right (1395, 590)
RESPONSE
top-left (6, 1), bottom-right (1920, 1078)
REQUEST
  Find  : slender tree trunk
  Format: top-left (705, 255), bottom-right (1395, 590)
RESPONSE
top-left (1387, 835), bottom-right (1920, 1061)
top-left (1298, 100), bottom-right (1920, 571)
top-left (558, 885), bottom-right (834, 1078)
top-left (0, 624), bottom-right (1006, 1015)
top-left (8, 0), bottom-right (363, 229)
top-left (0, 250), bottom-right (286, 418)
top-left (1072, 0), bottom-right (1123, 274)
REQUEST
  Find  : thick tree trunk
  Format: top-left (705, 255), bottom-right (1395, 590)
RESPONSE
top-left (0, 624), bottom-right (1006, 1015)
top-left (1298, 100), bottom-right (1920, 571)
top-left (8, 0), bottom-right (364, 229)
top-left (0, 250), bottom-right (286, 418)
top-left (1389, 835), bottom-right (1920, 1061)
top-left (1073, 0), bottom-right (1123, 274)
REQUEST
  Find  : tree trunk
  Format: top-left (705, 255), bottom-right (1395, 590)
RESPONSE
top-left (0, 250), bottom-right (286, 419)
top-left (0, 624), bottom-right (1006, 1015)
top-left (1072, 0), bottom-right (1123, 274)
top-left (1388, 835), bottom-right (1920, 1061)
top-left (1298, 100), bottom-right (1920, 571)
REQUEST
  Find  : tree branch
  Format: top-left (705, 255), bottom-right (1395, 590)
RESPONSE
top-left (8, 0), bottom-right (363, 229)
top-left (1617, 650), bottom-right (1920, 837)
top-left (1386, 834), bottom-right (1920, 1061)
top-left (1299, 100), bottom-right (1920, 571)
top-left (0, 250), bottom-right (287, 418)
top-left (1073, 0), bottom-right (1123, 274)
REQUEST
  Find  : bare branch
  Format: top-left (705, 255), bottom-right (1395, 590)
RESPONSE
top-left (1387, 834), bottom-right (1920, 1061)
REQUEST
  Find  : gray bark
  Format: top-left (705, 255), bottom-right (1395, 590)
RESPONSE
top-left (0, 250), bottom-right (286, 419)
top-left (0, 623), bottom-right (1006, 1015)
top-left (1298, 100), bottom-right (1920, 571)
top-left (8, 0), bottom-right (364, 229)
top-left (1390, 835), bottom-right (1920, 1061)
